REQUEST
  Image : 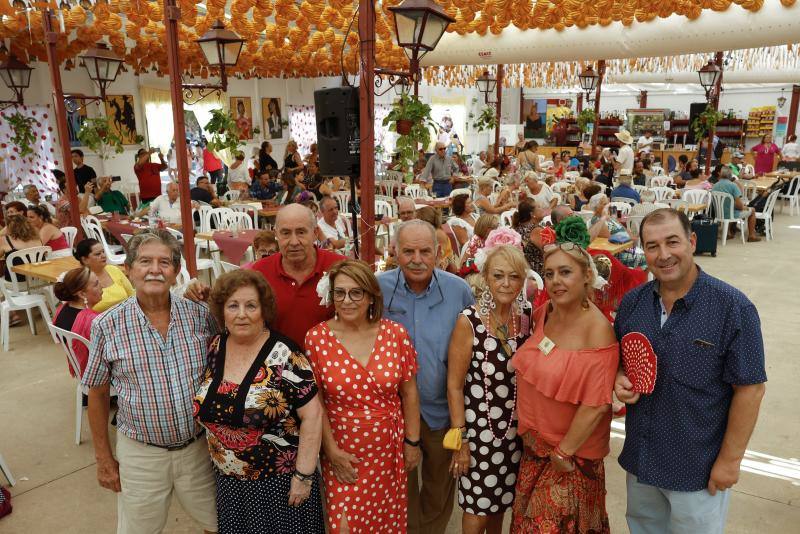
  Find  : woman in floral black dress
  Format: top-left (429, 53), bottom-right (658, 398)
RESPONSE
top-left (194, 270), bottom-right (325, 534)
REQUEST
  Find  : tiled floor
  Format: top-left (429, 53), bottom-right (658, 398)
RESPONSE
top-left (1, 212), bottom-right (799, 533)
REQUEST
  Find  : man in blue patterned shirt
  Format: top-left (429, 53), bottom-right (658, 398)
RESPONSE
top-left (614, 208), bottom-right (766, 534)
top-left (83, 229), bottom-right (218, 534)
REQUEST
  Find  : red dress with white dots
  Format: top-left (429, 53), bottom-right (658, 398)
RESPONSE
top-left (305, 319), bottom-right (418, 534)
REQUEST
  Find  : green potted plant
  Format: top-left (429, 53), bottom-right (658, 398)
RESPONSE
top-left (77, 117), bottom-right (124, 160)
top-left (691, 104), bottom-right (723, 144)
top-left (5, 111), bottom-right (37, 157)
top-left (577, 109), bottom-right (595, 134)
top-left (204, 108), bottom-right (243, 154)
top-left (383, 93), bottom-right (436, 169)
top-left (471, 106), bottom-right (499, 132)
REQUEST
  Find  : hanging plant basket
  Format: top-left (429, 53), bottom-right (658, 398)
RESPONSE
top-left (77, 117), bottom-right (124, 160)
top-left (396, 119), bottom-right (414, 135)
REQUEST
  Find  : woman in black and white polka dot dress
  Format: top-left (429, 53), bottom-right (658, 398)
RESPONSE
top-left (446, 244), bottom-right (533, 532)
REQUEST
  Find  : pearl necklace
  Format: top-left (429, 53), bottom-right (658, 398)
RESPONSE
top-left (477, 309), bottom-right (519, 443)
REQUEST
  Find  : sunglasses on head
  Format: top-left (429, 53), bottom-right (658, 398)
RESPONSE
top-left (543, 241), bottom-right (581, 254)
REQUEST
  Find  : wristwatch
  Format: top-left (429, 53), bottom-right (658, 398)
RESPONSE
top-left (293, 469), bottom-right (314, 485)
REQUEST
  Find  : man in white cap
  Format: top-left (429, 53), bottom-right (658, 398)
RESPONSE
top-left (614, 129), bottom-right (635, 176)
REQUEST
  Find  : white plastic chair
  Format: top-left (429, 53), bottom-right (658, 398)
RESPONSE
top-left (651, 176), bottom-right (674, 188)
top-left (499, 208), bottom-right (515, 227)
top-left (778, 175), bottom-right (799, 216)
top-left (577, 211), bottom-right (595, 227)
top-left (741, 182), bottom-right (759, 203)
top-left (609, 202), bottom-right (632, 216)
top-left (170, 228), bottom-right (219, 280)
top-left (742, 164), bottom-right (755, 176)
top-left (404, 184), bottom-right (426, 199)
top-left (83, 216), bottom-right (126, 265)
top-left (610, 197), bottom-right (637, 206)
top-left (652, 166), bottom-right (665, 176)
top-left (681, 189), bottom-right (710, 206)
top-left (61, 226), bottom-right (78, 249)
top-left (755, 190), bottom-right (781, 240)
top-left (710, 191), bottom-right (747, 246)
top-left (210, 207), bottom-right (235, 230)
top-left (628, 214), bottom-right (645, 241)
top-left (221, 189), bottom-right (240, 202)
top-left (651, 186), bottom-right (675, 201)
top-left (632, 185), bottom-right (648, 195)
top-left (0, 450), bottom-right (14, 486)
top-left (385, 170), bottom-right (405, 183)
top-left (332, 191), bottom-right (351, 213)
top-left (449, 188), bottom-right (472, 199)
top-left (220, 261), bottom-right (241, 273)
top-left (47, 325), bottom-right (111, 445)
top-left (667, 199), bottom-right (689, 213)
top-left (2, 246), bottom-right (56, 351)
top-left (230, 203), bottom-right (260, 228)
top-left (228, 211), bottom-right (255, 231)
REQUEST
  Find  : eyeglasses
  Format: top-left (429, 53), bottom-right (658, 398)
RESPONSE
top-left (436, 148), bottom-right (446, 152)
top-left (332, 288), bottom-right (366, 302)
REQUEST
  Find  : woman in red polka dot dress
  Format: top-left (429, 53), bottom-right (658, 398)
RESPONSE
top-left (305, 260), bottom-right (421, 533)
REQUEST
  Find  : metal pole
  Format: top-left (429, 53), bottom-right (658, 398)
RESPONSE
top-left (787, 85), bottom-right (800, 138)
top-left (576, 93), bottom-right (583, 113)
top-left (494, 64), bottom-right (503, 160)
top-left (164, 0), bottom-right (197, 276)
top-left (358, 0), bottom-right (376, 266)
top-left (705, 51), bottom-right (724, 174)
top-left (42, 9), bottom-right (82, 235)
top-left (411, 54), bottom-right (420, 98)
top-left (639, 90), bottom-right (648, 108)
top-left (591, 60), bottom-right (605, 150)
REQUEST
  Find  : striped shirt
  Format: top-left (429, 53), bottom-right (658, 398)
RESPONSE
top-left (82, 296), bottom-right (218, 447)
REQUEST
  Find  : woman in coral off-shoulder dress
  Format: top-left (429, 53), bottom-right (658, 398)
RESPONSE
top-left (305, 260), bottom-right (421, 533)
top-left (511, 241), bottom-right (619, 534)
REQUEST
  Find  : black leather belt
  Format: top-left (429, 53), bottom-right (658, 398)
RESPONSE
top-left (147, 430), bottom-right (205, 452)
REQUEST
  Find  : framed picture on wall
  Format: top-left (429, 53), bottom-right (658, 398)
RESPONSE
top-left (521, 98), bottom-right (547, 139)
top-left (230, 97), bottom-right (253, 140)
top-left (262, 97), bottom-right (284, 139)
top-left (103, 94), bottom-right (138, 144)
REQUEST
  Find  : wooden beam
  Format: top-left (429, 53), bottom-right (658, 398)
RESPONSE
top-left (357, 0), bottom-right (375, 265)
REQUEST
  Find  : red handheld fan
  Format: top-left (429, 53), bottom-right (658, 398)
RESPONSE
top-left (621, 332), bottom-right (658, 394)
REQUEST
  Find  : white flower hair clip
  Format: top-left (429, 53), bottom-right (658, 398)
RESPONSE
top-left (316, 272), bottom-right (332, 306)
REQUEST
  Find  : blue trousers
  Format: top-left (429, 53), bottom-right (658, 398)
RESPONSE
top-left (432, 180), bottom-right (452, 198)
top-left (626, 473), bottom-right (731, 534)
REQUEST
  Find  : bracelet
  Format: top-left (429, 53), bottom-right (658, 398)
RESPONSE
top-left (553, 445), bottom-right (573, 462)
top-left (293, 469), bottom-right (315, 483)
top-left (404, 437), bottom-right (421, 447)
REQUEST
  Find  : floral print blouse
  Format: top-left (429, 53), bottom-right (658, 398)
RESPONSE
top-left (194, 332), bottom-right (318, 480)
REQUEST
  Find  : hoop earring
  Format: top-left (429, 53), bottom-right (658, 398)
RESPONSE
top-left (513, 289), bottom-right (525, 315)
top-left (479, 289), bottom-right (496, 317)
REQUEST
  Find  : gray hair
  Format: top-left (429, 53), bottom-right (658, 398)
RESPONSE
top-left (618, 174), bottom-right (633, 185)
top-left (396, 196), bottom-right (415, 209)
top-left (551, 204), bottom-right (573, 225)
top-left (23, 184), bottom-right (37, 194)
top-left (719, 166), bottom-right (733, 181)
top-left (588, 192), bottom-right (608, 210)
top-left (395, 219), bottom-right (436, 248)
top-left (124, 229), bottom-right (182, 271)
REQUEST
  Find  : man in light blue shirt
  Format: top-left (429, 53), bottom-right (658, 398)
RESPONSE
top-left (711, 166), bottom-right (760, 242)
top-left (418, 142), bottom-right (459, 198)
top-left (378, 219), bottom-right (474, 534)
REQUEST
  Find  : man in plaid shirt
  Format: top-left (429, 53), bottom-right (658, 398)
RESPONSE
top-left (82, 229), bottom-right (218, 534)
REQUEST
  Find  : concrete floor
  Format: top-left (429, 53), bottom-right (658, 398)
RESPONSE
top-left (1, 211), bottom-right (799, 534)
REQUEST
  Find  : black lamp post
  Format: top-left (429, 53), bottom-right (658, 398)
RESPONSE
top-left (182, 19), bottom-right (245, 104)
top-left (0, 53), bottom-right (33, 109)
top-left (698, 59), bottom-right (722, 101)
top-left (578, 64), bottom-right (599, 103)
top-left (476, 70), bottom-right (497, 104)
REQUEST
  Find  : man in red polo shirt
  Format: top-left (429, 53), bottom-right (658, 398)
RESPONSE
top-left (186, 204), bottom-right (345, 347)
top-left (135, 148), bottom-right (168, 203)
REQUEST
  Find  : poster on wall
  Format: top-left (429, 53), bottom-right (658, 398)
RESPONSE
top-left (230, 97), bottom-right (253, 140)
top-left (66, 96), bottom-right (87, 147)
top-left (522, 98), bottom-right (547, 138)
top-left (430, 105), bottom-right (465, 155)
top-left (262, 97), bottom-right (284, 139)
top-left (545, 100), bottom-right (572, 134)
top-left (103, 94), bottom-right (138, 144)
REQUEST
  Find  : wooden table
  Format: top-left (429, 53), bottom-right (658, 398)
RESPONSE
top-left (588, 237), bottom-right (634, 255)
top-left (258, 206), bottom-right (281, 218)
top-left (750, 176), bottom-right (779, 190)
top-left (11, 256), bottom-right (81, 283)
top-left (686, 203), bottom-right (707, 214)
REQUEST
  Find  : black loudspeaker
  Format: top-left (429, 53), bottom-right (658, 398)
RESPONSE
top-left (314, 87), bottom-right (360, 178)
top-left (687, 102), bottom-right (707, 145)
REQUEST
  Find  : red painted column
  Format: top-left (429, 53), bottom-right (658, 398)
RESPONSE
top-left (705, 51), bottom-right (724, 173)
top-left (591, 60), bottom-right (605, 150)
top-left (357, 0), bottom-right (375, 265)
top-left (787, 85), bottom-right (800, 138)
top-left (164, 0), bottom-right (197, 275)
top-left (43, 10), bottom-right (82, 234)
top-left (494, 65), bottom-right (503, 160)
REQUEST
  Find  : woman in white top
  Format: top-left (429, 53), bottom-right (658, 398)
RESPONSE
top-left (227, 151), bottom-right (251, 192)
top-left (782, 134), bottom-right (800, 162)
top-left (449, 193), bottom-right (476, 247)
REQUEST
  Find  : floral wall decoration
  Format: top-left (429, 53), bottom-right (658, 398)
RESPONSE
top-left (0, 104), bottom-right (58, 195)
